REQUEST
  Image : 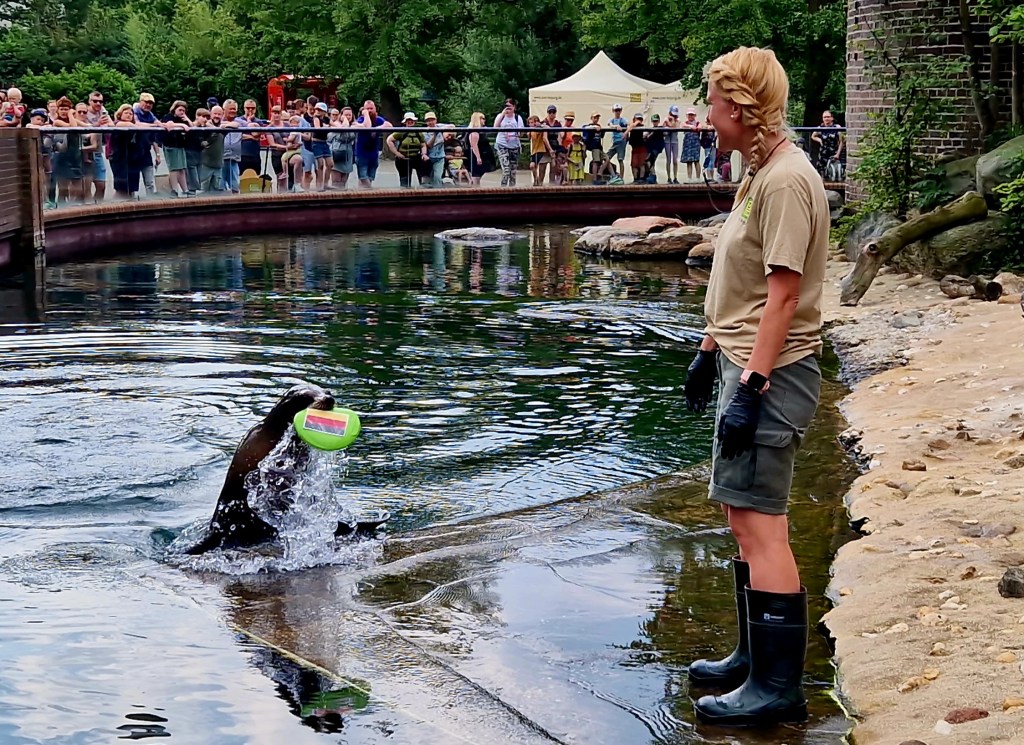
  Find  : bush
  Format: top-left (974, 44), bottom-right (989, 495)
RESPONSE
top-left (992, 153), bottom-right (1024, 271)
top-left (16, 62), bottom-right (137, 108)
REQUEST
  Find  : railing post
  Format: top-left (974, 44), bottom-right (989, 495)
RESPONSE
top-left (3, 129), bottom-right (46, 306)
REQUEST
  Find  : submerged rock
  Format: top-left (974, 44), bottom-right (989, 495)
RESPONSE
top-left (435, 227), bottom-right (524, 244)
top-left (573, 223), bottom-right (720, 259)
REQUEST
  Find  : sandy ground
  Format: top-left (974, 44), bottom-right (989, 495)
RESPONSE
top-left (820, 261), bottom-right (1024, 745)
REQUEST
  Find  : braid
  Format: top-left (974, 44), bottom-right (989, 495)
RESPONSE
top-left (735, 111), bottom-right (770, 202)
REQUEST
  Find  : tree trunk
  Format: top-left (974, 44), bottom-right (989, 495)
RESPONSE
top-left (939, 274), bottom-right (1001, 300)
top-left (839, 191), bottom-right (989, 306)
top-left (1014, 41), bottom-right (1022, 127)
top-left (958, 0), bottom-right (996, 141)
top-left (800, 0), bottom-right (839, 128)
top-left (378, 86), bottom-right (403, 129)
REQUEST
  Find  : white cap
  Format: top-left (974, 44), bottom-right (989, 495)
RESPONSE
top-left (402, 111), bottom-right (417, 121)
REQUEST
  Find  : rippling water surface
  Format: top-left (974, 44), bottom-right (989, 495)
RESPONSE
top-left (0, 227), bottom-right (855, 744)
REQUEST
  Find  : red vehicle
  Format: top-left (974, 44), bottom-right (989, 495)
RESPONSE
top-left (267, 75), bottom-right (340, 112)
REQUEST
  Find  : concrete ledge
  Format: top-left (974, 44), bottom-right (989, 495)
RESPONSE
top-left (41, 183), bottom-right (845, 263)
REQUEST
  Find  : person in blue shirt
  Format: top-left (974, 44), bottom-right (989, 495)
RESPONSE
top-left (354, 100), bottom-right (392, 188)
top-left (132, 92), bottom-right (164, 195)
top-left (608, 104), bottom-right (629, 179)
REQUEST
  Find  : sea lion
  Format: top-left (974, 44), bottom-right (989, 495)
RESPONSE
top-left (184, 384), bottom-right (387, 555)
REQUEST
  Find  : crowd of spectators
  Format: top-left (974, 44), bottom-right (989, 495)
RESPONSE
top-left (0, 86), bottom-right (845, 206)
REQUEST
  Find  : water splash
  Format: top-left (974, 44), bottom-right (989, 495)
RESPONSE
top-left (168, 428), bottom-right (383, 575)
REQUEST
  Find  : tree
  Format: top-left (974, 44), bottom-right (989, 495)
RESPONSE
top-left (17, 62), bottom-right (136, 105)
top-left (577, 0), bottom-right (846, 126)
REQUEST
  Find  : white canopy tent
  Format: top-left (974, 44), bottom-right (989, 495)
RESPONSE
top-left (528, 51), bottom-right (702, 121)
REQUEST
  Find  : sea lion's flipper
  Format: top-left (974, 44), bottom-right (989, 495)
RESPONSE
top-left (335, 511), bottom-right (390, 538)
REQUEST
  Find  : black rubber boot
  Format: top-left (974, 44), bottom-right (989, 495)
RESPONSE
top-left (687, 557), bottom-right (750, 688)
top-left (694, 586), bottom-right (808, 726)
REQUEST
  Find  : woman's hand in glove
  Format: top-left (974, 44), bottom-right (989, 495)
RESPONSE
top-left (717, 381), bottom-right (762, 460)
top-left (684, 349), bottom-right (718, 413)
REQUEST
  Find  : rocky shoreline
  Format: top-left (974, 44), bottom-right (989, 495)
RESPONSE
top-left (820, 260), bottom-right (1024, 745)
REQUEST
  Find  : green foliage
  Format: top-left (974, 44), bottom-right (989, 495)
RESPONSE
top-left (992, 154), bottom-right (1024, 270)
top-left (577, 0), bottom-right (847, 125)
top-left (16, 62), bottom-right (137, 106)
top-left (850, 3), bottom-right (965, 216)
top-left (911, 165), bottom-right (953, 213)
top-left (986, 123), bottom-right (1024, 152)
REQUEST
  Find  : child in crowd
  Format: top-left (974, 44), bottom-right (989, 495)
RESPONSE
top-left (449, 146), bottom-right (470, 185)
top-left (566, 133), bottom-right (587, 185)
top-left (528, 115), bottom-right (551, 186)
top-left (624, 114), bottom-right (648, 184)
top-left (714, 148), bottom-right (733, 182)
top-left (282, 115), bottom-right (305, 191)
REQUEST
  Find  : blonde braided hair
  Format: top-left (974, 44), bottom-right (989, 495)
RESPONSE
top-left (707, 47), bottom-right (790, 203)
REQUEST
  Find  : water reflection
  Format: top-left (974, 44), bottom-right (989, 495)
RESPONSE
top-left (0, 227), bottom-right (853, 744)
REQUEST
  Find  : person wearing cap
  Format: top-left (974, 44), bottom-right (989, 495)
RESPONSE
top-left (386, 113), bottom-right (428, 188)
top-left (623, 113), bottom-right (648, 184)
top-left (644, 113), bottom-right (665, 184)
top-left (133, 92), bottom-right (164, 195)
top-left (664, 105), bottom-right (681, 184)
top-left (541, 104), bottom-right (564, 185)
top-left (309, 100), bottom-right (334, 191)
top-left (421, 111), bottom-right (447, 187)
top-left (608, 104), bottom-right (628, 177)
top-left (681, 106), bottom-right (702, 181)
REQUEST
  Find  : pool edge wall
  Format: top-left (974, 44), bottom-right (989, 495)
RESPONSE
top-left (40, 187), bottom-right (742, 263)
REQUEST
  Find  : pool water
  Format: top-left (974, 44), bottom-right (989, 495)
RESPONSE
top-left (0, 227), bottom-right (855, 744)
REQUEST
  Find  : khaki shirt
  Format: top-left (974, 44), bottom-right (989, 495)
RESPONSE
top-left (704, 147), bottom-right (829, 369)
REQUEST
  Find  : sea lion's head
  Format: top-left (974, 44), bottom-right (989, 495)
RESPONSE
top-left (269, 384), bottom-right (336, 426)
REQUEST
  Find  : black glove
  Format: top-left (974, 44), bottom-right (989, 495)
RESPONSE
top-left (717, 381), bottom-right (762, 460)
top-left (684, 349), bottom-right (718, 413)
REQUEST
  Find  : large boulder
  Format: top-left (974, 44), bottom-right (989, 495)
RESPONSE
top-left (977, 135), bottom-right (1024, 205)
top-left (697, 212), bottom-right (730, 227)
top-left (891, 211), bottom-right (1010, 277)
top-left (843, 211), bottom-right (903, 261)
top-left (686, 242), bottom-right (716, 266)
top-left (606, 226), bottom-right (713, 257)
top-left (611, 215), bottom-right (685, 233)
top-left (943, 153), bottom-right (981, 199)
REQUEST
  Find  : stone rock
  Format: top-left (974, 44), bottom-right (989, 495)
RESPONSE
top-left (886, 621), bottom-right (910, 634)
top-left (898, 741), bottom-right (929, 745)
top-left (942, 154), bottom-right (981, 200)
top-left (1005, 454), bottom-right (1024, 469)
top-left (892, 311), bottom-right (925, 328)
top-left (945, 707), bottom-right (989, 724)
top-left (977, 134), bottom-right (1024, 205)
top-left (998, 567), bottom-right (1024, 598)
top-left (998, 293), bottom-right (1023, 305)
top-left (1003, 696), bottom-right (1024, 711)
top-left (843, 211), bottom-right (903, 262)
top-left (995, 651), bottom-right (1017, 663)
top-left (993, 271), bottom-right (1024, 295)
top-left (892, 212), bottom-right (1010, 278)
top-left (572, 228), bottom-right (646, 255)
top-left (959, 523), bottom-right (1016, 538)
top-left (930, 642), bottom-right (951, 656)
top-left (898, 675), bottom-right (928, 692)
top-left (611, 215), bottom-right (685, 233)
top-left (434, 227), bottom-right (524, 245)
top-left (902, 459), bottom-right (928, 472)
top-left (685, 241), bottom-right (716, 265)
top-left (933, 719), bottom-right (954, 736)
top-left (608, 227), bottom-right (712, 258)
top-left (696, 212), bottom-right (729, 227)
top-left (826, 189), bottom-right (844, 211)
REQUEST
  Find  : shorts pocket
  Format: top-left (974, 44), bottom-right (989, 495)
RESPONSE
top-left (713, 428), bottom-right (795, 497)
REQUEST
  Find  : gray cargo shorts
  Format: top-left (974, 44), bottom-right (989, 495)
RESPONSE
top-left (709, 353), bottom-right (821, 515)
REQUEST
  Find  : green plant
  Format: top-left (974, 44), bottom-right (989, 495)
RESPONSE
top-left (992, 153), bottom-right (1024, 270)
top-left (16, 62), bottom-right (137, 107)
top-left (985, 123), bottom-right (1024, 152)
top-left (911, 164), bottom-right (953, 212)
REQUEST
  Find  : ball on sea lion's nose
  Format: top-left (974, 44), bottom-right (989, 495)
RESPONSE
top-left (293, 407), bottom-right (361, 451)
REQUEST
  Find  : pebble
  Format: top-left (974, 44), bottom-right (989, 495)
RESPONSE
top-left (939, 598), bottom-right (962, 611)
top-left (839, 587), bottom-right (853, 596)
top-left (899, 742), bottom-right (929, 745)
top-left (944, 707), bottom-right (989, 724)
top-left (960, 566), bottom-right (978, 580)
top-left (899, 675), bottom-right (928, 693)
top-left (921, 612), bottom-right (947, 627)
top-left (938, 590), bottom-right (956, 601)
top-left (928, 438), bottom-right (952, 450)
top-left (886, 622), bottom-right (910, 634)
top-left (930, 642), bottom-right (951, 656)
top-left (996, 651), bottom-right (1017, 663)
top-left (903, 459), bottom-right (928, 472)
top-left (1003, 696), bottom-right (1024, 711)
top-left (933, 719), bottom-right (954, 736)
top-left (999, 567), bottom-right (1024, 598)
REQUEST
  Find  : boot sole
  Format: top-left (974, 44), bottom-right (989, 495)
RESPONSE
top-left (694, 702), bottom-right (808, 726)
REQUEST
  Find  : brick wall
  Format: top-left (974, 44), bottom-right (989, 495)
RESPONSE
top-left (0, 129), bottom-right (44, 271)
top-left (846, 0), bottom-right (1015, 199)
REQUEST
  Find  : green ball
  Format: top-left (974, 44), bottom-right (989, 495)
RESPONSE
top-left (293, 407), bottom-right (361, 451)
